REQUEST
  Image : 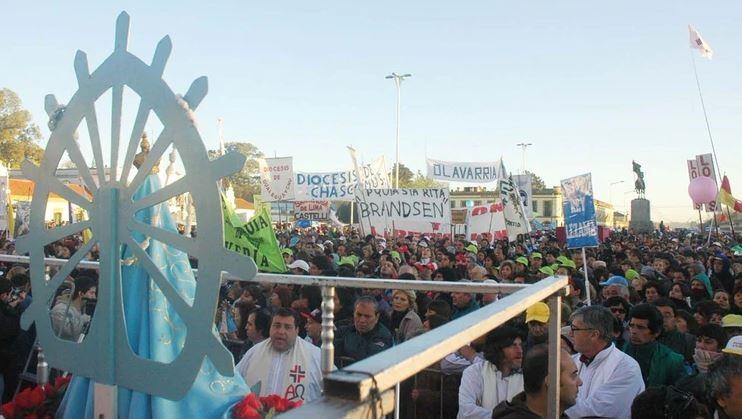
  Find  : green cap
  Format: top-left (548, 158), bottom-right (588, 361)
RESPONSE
top-left (625, 269), bottom-right (639, 281)
top-left (515, 256), bottom-right (529, 266)
top-left (556, 255), bottom-right (569, 265)
top-left (550, 263), bottom-right (560, 271)
top-left (390, 251), bottom-right (401, 262)
top-left (465, 244), bottom-right (478, 254)
top-left (531, 252), bottom-right (543, 259)
top-left (560, 259), bottom-right (577, 270)
top-left (539, 266), bottom-right (555, 276)
top-left (281, 248), bottom-right (293, 256)
top-left (339, 256), bottom-right (357, 267)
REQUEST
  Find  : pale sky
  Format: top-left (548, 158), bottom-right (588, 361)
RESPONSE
top-left (3, 1), bottom-right (741, 223)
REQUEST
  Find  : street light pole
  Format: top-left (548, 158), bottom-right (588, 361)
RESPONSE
top-left (516, 142), bottom-right (532, 175)
top-left (386, 72), bottom-right (412, 188)
top-left (609, 180), bottom-right (625, 207)
top-left (609, 180), bottom-right (625, 229)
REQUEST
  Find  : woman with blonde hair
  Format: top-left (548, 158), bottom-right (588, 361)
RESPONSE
top-left (390, 289), bottom-right (423, 342)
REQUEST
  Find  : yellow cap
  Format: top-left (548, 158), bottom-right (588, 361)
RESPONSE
top-left (526, 302), bottom-right (550, 324)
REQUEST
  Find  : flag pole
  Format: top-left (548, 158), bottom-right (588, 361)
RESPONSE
top-left (689, 49), bottom-right (723, 186)
top-left (582, 247), bottom-right (591, 306)
top-left (726, 205), bottom-right (736, 236)
top-left (698, 209), bottom-right (704, 234)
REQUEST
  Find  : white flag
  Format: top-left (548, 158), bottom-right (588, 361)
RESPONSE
top-left (499, 172), bottom-right (531, 242)
top-left (689, 25), bottom-right (713, 59)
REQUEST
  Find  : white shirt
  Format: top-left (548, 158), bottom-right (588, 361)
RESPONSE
top-left (565, 343), bottom-right (645, 419)
top-left (440, 351), bottom-right (484, 375)
top-left (236, 338), bottom-right (323, 402)
top-left (457, 361), bottom-right (523, 419)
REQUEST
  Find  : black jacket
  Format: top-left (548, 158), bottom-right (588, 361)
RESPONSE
top-left (334, 322), bottom-right (393, 362)
top-left (492, 392), bottom-right (568, 419)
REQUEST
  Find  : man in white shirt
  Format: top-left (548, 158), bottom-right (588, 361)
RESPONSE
top-left (236, 308), bottom-right (323, 403)
top-left (565, 305), bottom-right (645, 419)
top-left (458, 326), bottom-right (525, 419)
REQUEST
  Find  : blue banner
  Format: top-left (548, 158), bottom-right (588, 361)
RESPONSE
top-left (560, 173), bottom-right (599, 248)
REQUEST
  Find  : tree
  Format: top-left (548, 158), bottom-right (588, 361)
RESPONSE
top-left (0, 88), bottom-right (43, 168)
top-left (208, 142), bottom-right (264, 201)
top-left (388, 163), bottom-right (414, 188)
top-left (525, 170), bottom-right (546, 192)
top-left (335, 202), bottom-right (358, 224)
top-left (404, 170), bottom-right (445, 188)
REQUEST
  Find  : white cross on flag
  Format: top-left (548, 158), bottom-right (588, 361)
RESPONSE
top-left (688, 25), bottom-right (713, 59)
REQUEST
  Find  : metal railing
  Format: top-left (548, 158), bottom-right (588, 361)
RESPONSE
top-left (0, 254), bottom-right (569, 418)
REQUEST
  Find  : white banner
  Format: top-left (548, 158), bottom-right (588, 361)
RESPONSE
top-left (14, 201), bottom-right (31, 237)
top-left (512, 174), bottom-right (533, 219)
top-left (466, 201), bottom-right (507, 243)
top-left (499, 176), bottom-right (531, 242)
top-left (294, 201), bottom-right (330, 221)
top-left (294, 157), bottom-right (390, 201)
top-left (355, 188), bottom-right (450, 237)
top-left (258, 157), bottom-right (295, 202)
top-left (696, 153), bottom-right (717, 212)
top-left (426, 158), bottom-right (502, 183)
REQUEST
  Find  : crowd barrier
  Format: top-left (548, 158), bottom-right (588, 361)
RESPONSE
top-left (0, 254), bottom-right (569, 418)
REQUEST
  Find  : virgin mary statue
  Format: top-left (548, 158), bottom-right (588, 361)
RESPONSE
top-left (57, 145), bottom-right (249, 418)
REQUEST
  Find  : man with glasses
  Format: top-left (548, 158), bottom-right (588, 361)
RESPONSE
top-left (565, 306), bottom-right (644, 419)
top-left (623, 303), bottom-right (686, 387)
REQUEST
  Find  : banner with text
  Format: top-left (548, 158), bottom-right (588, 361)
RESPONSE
top-left (561, 173), bottom-right (599, 248)
top-left (512, 174), bottom-right (534, 220)
top-left (426, 158), bottom-right (502, 183)
top-left (294, 157), bottom-right (390, 201)
top-left (294, 200), bottom-right (330, 221)
top-left (258, 157), bottom-right (295, 202)
top-left (466, 201), bottom-right (507, 243)
top-left (356, 188), bottom-right (450, 238)
top-left (223, 194), bottom-right (287, 273)
top-left (499, 176), bottom-right (531, 242)
top-left (687, 153), bottom-right (717, 212)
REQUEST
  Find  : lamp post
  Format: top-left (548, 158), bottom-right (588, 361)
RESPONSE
top-left (516, 142), bottom-right (532, 175)
top-left (609, 181), bottom-right (624, 228)
top-left (386, 72), bottom-right (412, 189)
top-left (609, 180), bottom-right (625, 207)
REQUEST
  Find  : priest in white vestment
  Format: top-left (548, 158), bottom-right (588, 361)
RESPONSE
top-left (236, 308), bottom-right (324, 403)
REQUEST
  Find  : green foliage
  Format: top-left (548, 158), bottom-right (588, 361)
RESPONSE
top-left (335, 202), bottom-right (358, 224)
top-left (389, 163), bottom-right (414, 187)
top-left (525, 170), bottom-right (546, 191)
top-left (405, 170), bottom-right (445, 188)
top-left (208, 141), bottom-right (264, 201)
top-left (0, 88), bottom-right (43, 168)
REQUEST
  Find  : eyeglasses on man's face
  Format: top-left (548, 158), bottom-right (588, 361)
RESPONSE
top-left (570, 325), bottom-right (595, 333)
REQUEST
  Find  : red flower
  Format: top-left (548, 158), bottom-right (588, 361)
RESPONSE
top-left (15, 388), bottom-right (35, 410)
top-left (244, 393), bottom-right (262, 411)
top-left (42, 384), bottom-right (58, 398)
top-left (29, 386), bottom-right (47, 405)
top-left (234, 393), bottom-right (264, 419)
top-left (1, 401), bottom-right (17, 418)
top-left (234, 405), bottom-right (261, 419)
top-left (26, 414), bottom-right (39, 419)
top-left (288, 400), bottom-right (303, 409)
top-left (54, 375), bottom-right (71, 390)
top-left (273, 397), bottom-right (289, 413)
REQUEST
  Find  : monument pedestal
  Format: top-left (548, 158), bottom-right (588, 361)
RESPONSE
top-left (630, 198), bottom-right (654, 233)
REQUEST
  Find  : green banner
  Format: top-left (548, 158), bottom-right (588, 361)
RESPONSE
top-left (222, 194), bottom-right (287, 273)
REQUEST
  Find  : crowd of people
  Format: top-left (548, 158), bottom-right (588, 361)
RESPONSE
top-left (2, 222), bottom-right (742, 418)
top-left (221, 225), bottom-right (742, 418)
